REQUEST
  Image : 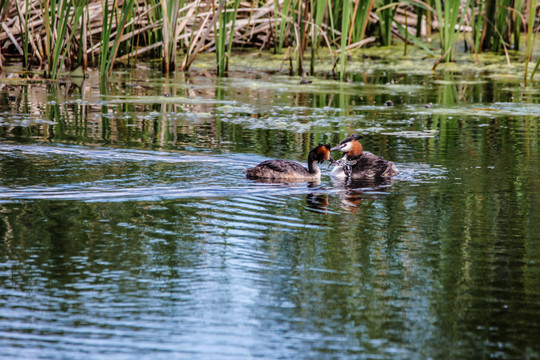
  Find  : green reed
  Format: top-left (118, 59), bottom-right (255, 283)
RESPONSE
top-left (181, 0), bottom-right (226, 72)
top-left (44, 0), bottom-right (87, 79)
top-left (468, 0), bottom-right (483, 53)
top-left (354, 0), bottom-right (374, 43)
top-left (225, 0), bottom-right (242, 73)
top-left (434, 0), bottom-right (462, 62)
top-left (310, 0), bottom-right (328, 74)
top-left (338, 0), bottom-right (351, 80)
top-left (99, 0), bottom-right (135, 77)
top-left (216, 0), bottom-right (241, 76)
top-left (14, 0), bottom-right (30, 68)
top-left (180, 1), bottom-right (201, 71)
top-left (492, 0), bottom-right (510, 51)
top-left (377, 0), bottom-right (396, 46)
top-left (513, 0), bottom-right (523, 51)
top-left (99, 0), bottom-right (114, 75)
top-left (524, 0), bottom-right (538, 84)
top-left (216, 2), bottom-right (227, 75)
top-left (276, 0), bottom-right (293, 54)
top-left (162, 0), bottom-right (182, 73)
top-left (471, 0), bottom-right (525, 54)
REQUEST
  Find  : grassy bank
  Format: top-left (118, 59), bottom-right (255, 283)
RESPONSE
top-left (0, 0), bottom-right (538, 82)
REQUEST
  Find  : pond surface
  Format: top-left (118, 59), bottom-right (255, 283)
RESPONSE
top-left (1, 55), bottom-right (540, 359)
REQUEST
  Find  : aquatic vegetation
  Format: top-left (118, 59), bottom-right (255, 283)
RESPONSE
top-left (524, 0), bottom-right (538, 84)
top-left (433, 0), bottom-right (467, 65)
top-left (381, 130), bottom-right (438, 138)
top-left (0, 0), bottom-right (538, 80)
top-left (160, 0), bottom-right (183, 73)
top-left (99, 0), bottom-right (136, 77)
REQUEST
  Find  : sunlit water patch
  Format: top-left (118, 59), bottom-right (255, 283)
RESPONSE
top-left (392, 163), bottom-right (447, 183)
top-left (0, 144), bottom-right (270, 202)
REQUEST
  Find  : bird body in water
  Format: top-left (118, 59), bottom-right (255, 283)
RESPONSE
top-left (245, 144), bottom-right (332, 180)
top-left (330, 135), bottom-right (398, 179)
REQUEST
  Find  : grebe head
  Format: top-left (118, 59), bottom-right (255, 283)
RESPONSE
top-left (331, 135), bottom-right (363, 157)
top-left (310, 144), bottom-right (332, 163)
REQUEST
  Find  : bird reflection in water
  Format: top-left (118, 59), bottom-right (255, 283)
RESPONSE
top-left (335, 177), bottom-right (394, 210)
top-left (305, 177), bottom-right (394, 213)
top-left (247, 174), bottom-right (394, 213)
top-left (247, 178), bottom-right (322, 186)
top-left (306, 193), bottom-right (330, 214)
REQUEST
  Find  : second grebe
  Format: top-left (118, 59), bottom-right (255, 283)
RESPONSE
top-left (330, 135), bottom-right (398, 179)
top-left (245, 144), bottom-right (332, 180)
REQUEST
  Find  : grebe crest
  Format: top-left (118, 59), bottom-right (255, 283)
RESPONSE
top-left (330, 135), bottom-right (398, 179)
top-left (245, 144), bottom-right (332, 180)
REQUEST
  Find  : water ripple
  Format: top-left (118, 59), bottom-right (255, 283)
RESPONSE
top-left (0, 143), bottom-right (446, 203)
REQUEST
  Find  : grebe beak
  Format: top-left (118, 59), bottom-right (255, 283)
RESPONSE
top-left (327, 156), bottom-right (337, 169)
top-left (318, 156), bottom-right (330, 164)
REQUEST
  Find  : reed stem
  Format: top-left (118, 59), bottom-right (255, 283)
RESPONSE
top-left (523, 0), bottom-right (537, 85)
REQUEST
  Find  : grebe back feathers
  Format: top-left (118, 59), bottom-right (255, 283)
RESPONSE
top-left (245, 144), bottom-right (331, 180)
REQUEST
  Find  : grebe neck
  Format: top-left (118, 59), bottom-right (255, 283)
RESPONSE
top-left (346, 152), bottom-right (363, 161)
top-left (307, 151), bottom-right (322, 175)
top-left (307, 159), bottom-right (321, 175)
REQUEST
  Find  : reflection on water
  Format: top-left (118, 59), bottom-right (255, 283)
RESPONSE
top-left (1, 64), bottom-right (540, 359)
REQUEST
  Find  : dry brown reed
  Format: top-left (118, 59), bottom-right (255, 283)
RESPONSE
top-left (0, 0), bottom-right (535, 79)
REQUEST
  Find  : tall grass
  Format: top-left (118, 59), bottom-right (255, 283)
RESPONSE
top-left (0, 0), bottom-right (537, 80)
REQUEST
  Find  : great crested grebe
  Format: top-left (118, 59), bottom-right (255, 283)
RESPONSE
top-left (330, 135), bottom-right (398, 179)
top-left (245, 144), bottom-right (332, 180)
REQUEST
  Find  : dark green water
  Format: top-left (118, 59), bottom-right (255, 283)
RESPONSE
top-left (1, 60), bottom-right (540, 359)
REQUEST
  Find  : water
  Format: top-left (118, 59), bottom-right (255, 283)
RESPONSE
top-left (1, 60), bottom-right (540, 359)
